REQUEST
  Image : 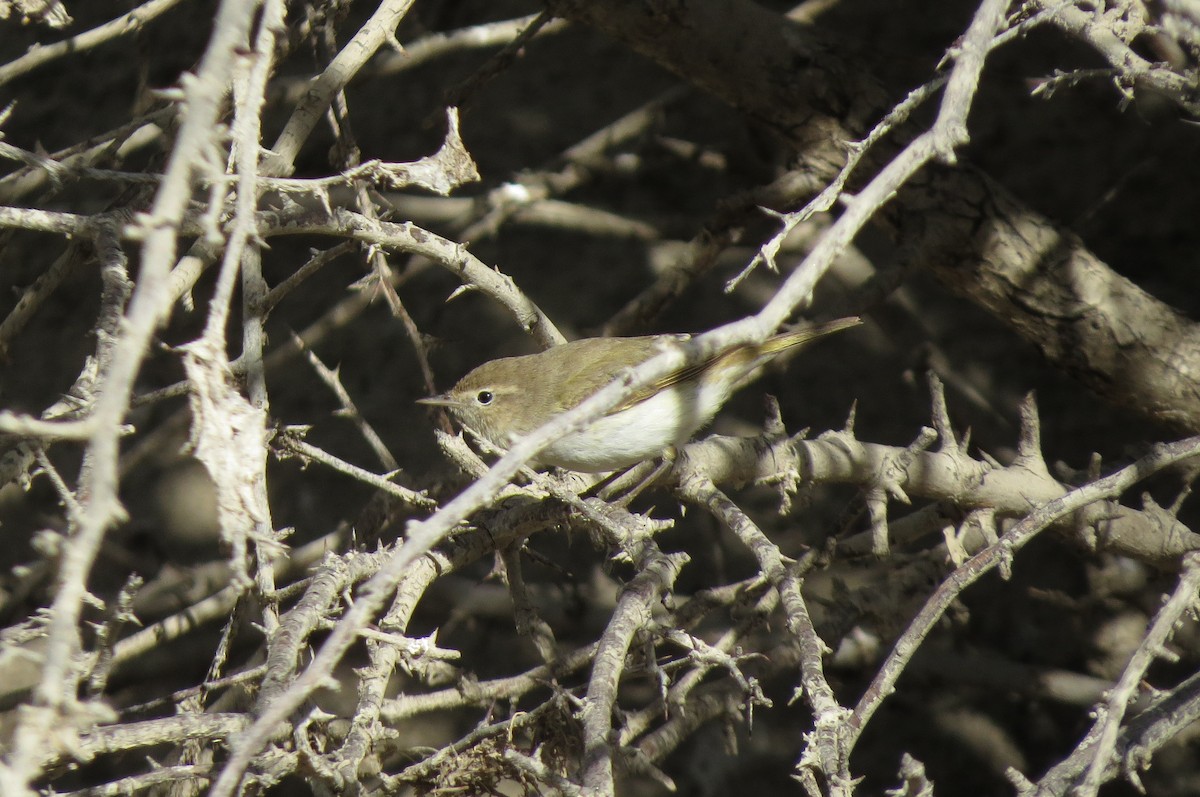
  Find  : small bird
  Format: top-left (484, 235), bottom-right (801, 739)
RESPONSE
top-left (419, 317), bottom-right (860, 472)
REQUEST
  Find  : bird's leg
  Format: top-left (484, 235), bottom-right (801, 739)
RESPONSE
top-left (598, 447), bottom-right (677, 506)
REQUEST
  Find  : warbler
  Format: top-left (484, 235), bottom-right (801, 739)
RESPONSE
top-left (419, 317), bottom-right (860, 472)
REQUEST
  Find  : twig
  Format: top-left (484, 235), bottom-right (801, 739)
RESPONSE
top-left (381, 642), bottom-right (598, 723)
top-left (0, 2), bottom-right (265, 792)
top-left (849, 435), bottom-right (1200, 746)
top-left (272, 207), bottom-right (564, 347)
top-left (0, 108), bottom-right (173, 203)
top-left (271, 427), bottom-right (433, 508)
top-left (0, 243), bottom-right (84, 358)
top-left (1028, 667), bottom-right (1200, 795)
top-left (266, 0), bottom-right (417, 175)
top-left (502, 544), bottom-right (559, 663)
top-left (580, 550), bottom-right (689, 795)
top-left (1071, 551), bottom-right (1200, 797)
top-left (1031, 0), bottom-right (1200, 115)
top-left (110, 529), bottom-right (339, 668)
top-left (391, 14), bottom-right (568, 74)
top-left (257, 242), bottom-right (355, 316)
top-left (0, 0), bottom-right (188, 86)
top-left (749, 0), bottom-right (1007, 345)
top-left (223, 485), bottom-right (571, 793)
top-left (442, 10), bottom-right (557, 113)
top-left (299, 339), bottom-right (399, 472)
top-left (504, 748), bottom-right (586, 797)
top-left (680, 476), bottom-right (851, 794)
top-left (386, 698), bottom-right (557, 787)
top-left (56, 763), bottom-right (211, 796)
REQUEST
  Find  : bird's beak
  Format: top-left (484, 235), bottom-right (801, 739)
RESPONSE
top-left (416, 393), bottom-right (462, 408)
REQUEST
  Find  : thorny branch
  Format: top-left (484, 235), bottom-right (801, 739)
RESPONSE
top-left (2, 1), bottom-right (1200, 796)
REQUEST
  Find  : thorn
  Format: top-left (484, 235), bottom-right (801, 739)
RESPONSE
top-left (926, 371), bottom-right (958, 450)
top-left (1014, 392), bottom-right (1050, 477)
top-left (446, 283), bottom-right (477, 303)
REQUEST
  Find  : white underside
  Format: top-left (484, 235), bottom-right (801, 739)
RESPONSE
top-left (533, 382), bottom-right (727, 472)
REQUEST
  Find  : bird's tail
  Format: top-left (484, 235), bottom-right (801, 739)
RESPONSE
top-left (762, 316), bottom-right (862, 355)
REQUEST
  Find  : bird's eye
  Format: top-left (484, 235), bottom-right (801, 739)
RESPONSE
top-left (476, 390), bottom-right (494, 405)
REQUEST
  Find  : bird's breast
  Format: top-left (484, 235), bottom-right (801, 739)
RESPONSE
top-left (537, 382), bottom-right (726, 472)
